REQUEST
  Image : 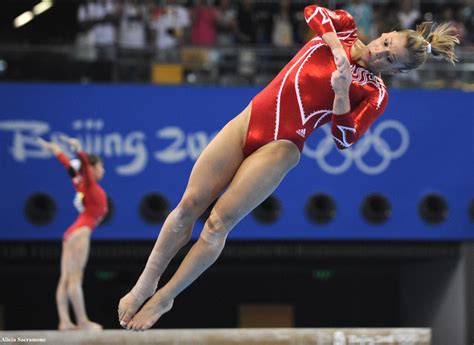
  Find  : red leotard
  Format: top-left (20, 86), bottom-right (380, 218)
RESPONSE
top-left (243, 5), bottom-right (388, 156)
top-left (56, 151), bottom-right (107, 241)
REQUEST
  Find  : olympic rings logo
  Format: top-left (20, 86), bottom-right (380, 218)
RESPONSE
top-left (302, 120), bottom-right (410, 175)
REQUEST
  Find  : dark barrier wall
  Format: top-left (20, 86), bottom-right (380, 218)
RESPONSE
top-left (0, 83), bottom-right (472, 240)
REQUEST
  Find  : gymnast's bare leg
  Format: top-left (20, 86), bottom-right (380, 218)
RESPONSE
top-left (126, 139), bottom-right (300, 330)
top-left (118, 104), bottom-right (253, 326)
top-left (56, 241), bottom-right (76, 330)
top-left (61, 227), bottom-right (102, 330)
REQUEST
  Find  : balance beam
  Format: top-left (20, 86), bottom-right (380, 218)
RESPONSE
top-left (0, 328), bottom-right (431, 345)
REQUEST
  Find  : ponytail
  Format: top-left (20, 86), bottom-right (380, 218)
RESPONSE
top-left (401, 21), bottom-right (459, 70)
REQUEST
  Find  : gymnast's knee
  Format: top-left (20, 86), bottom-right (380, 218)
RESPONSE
top-left (200, 210), bottom-right (233, 247)
top-left (58, 274), bottom-right (68, 286)
top-left (176, 192), bottom-right (207, 221)
top-left (66, 272), bottom-right (83, 289)
top-left (166, 195), bottom-right (200, 235)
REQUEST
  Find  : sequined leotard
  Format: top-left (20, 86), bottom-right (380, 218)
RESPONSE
top-left (243, 4), bottom-right (388, 156)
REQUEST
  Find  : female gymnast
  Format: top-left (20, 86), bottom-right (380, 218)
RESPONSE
top-left (118, 4), bottom-right (459, 331)
top-left (38, 136), bottom-right (107, 331)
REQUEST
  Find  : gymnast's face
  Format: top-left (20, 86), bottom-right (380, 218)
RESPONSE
top-left (92, 161), bottom-right (105, 181)
top-left (364, 32), bottom-right (409, 74)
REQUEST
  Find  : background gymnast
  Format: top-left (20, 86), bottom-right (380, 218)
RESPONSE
top-left (118, 4), bottom-right (459, 331)
top-left (38, 135), bottom-right (107, 331)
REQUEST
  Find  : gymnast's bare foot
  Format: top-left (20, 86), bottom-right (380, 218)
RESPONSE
top-left (58, 321), bottom-right (78, 331)
top-left (127, 292), bottom-right (173, 331)
top-left (78, 320), bottom-right (103, 331)
top-left (118, 291), bottom-right (151, 328)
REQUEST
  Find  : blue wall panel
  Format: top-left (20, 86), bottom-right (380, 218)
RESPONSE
top-left (0, 83), bottom-right (472, 240)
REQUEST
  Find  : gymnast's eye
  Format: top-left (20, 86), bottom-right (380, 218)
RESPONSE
top-left (384, 38), bottom-right (389, 47)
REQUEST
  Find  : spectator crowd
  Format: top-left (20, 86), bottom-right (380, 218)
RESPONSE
top-left (75, 0), bottom-right (473, 62)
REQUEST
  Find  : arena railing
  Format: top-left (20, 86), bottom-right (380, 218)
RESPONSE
top-left (0, 44), bottom-right (472, 88)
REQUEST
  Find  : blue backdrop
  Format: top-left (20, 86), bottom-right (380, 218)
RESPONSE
top-left (0, 83), bottom-right (472, 240)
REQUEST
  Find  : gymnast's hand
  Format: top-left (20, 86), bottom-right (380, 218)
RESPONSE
top-left (59, 135), bottom-right (83, 152)
top-left (332, 47), bottom-right (350, 76)
top-left (331, 67), bottom-right (352, 95)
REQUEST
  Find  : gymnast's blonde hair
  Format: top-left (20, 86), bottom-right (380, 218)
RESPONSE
top-left (402, 21), bottom-right (460, 70)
